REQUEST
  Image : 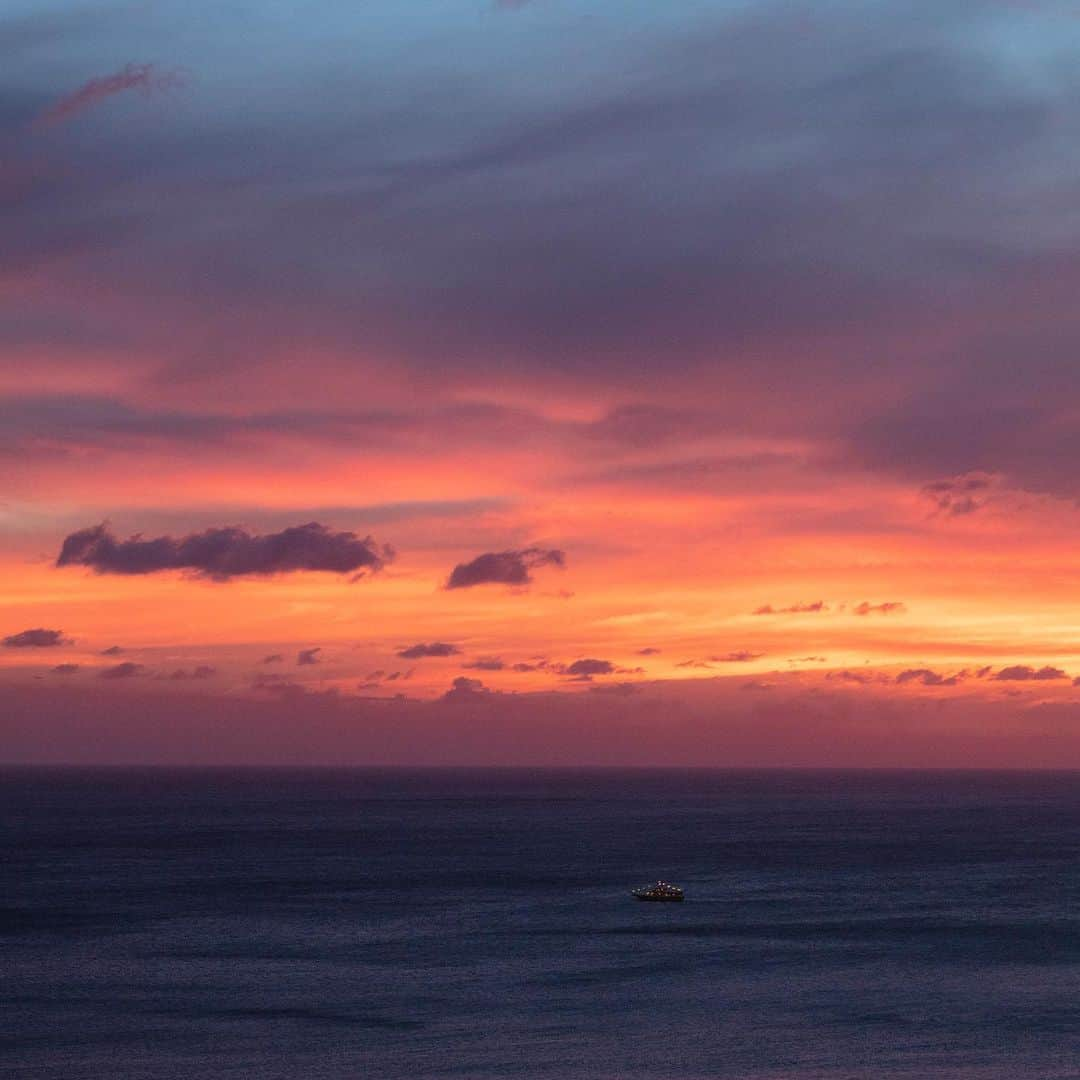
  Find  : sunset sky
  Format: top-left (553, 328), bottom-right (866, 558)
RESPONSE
top-left (6, 0), bottom-right (1080, 764)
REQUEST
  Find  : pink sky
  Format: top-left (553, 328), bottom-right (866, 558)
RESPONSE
top-left (6, 0), bottom-right (1080, 763)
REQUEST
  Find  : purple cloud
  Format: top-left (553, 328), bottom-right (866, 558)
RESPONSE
top-left (922, 474), bottom-right (993, 516)
top-left (896, 668), bottom-right (962, 687)
top-left (446, 548), bottom-right (565, 590)
top-left (993, 665), bottom-right (1068, 682)
top-left (56, 523), bottom-right (392, 581)
top-left (101, 645), bottom-right (124, 655)
top-left (439, 676), bottom-right (495, 704)
top-left (99, 662), bottom-right (145, 679)
top-left (398, 642), bottom-right (461, 659)
top-left (297, 648), bottom-right (321, 666)
top-left (463, 656), bottom-right (505, 671)
top-left (564, 658), bottom-right (615, 679)
top-left (170, 665), bottom-right (218, 680)
top-left (827, 670), bottom-right (881, 685)
top-left (50, 664), bottom-right (80, 675)
top-left (3, 628), bottom-right (69, 648)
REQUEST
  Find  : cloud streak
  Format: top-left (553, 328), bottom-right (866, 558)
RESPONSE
top-left (852, 602), bottom-right (907, 616)
top-left (35, 63), bottom-right (181, 128)
top-left (753, 602), bottom-right (827, 615)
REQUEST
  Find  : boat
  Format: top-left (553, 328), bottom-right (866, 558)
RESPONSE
top-left (632, 880), bottom-right (684, 902)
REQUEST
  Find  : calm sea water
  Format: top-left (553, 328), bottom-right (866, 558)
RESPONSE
top-left (4, 769), bottom-right (1080, 1079)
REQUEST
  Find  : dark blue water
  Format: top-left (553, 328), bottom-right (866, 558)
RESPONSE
top-left (4, 769), bottom-right (1080, 1078)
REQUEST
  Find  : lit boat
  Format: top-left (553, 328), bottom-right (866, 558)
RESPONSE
top-left (631, 880), bottom-right (684, 902)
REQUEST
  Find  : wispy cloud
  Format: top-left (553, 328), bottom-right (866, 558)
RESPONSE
top-left (753, 602), bottom-right (827, 615)
top-left (852, 602), bottom-right (906, 616)
top-left (35, 64), bottom-right (182, 128)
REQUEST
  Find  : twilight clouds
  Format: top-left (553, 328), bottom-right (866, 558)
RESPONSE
top-left (6, 0), bottom-right (1080, 763)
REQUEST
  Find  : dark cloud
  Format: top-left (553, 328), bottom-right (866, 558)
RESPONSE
top-left (56, 522), bottom-right (392, 581)
top-left (463, 656), bottom-right (505, 671)
top-left (397, 642), bottom-right (461, 659)
top-left (741, 681), bottom-right (774, 692)
top-left (921, 474), bottom-right (993, 516)
top-left (101, 645), bottom-right (124, 656)
top-left (297, 648), bottom-right (321, 666)
top-left (637, 647), bottom-right (661, 656)
top-left (439, 676), bottom-right (496, 704)
top-left (251, 673), bottom-right (308, 697)
top-left (993, 665), bottom-right (1068, 682)
top-left (50, 664), bottom-right (80, 675)
top-left (99, 661), bottom-right (144, 679)
top-left (3, 628), bottom-right (68, 648)
top-left (1, 0), bottom-right (1074, 420)
top-left (4, 0), bottom-right (1080, 516)
top-left (896, 668), bottom-right (962, 687)
top-left (852, 602), bottom-right (906, 616)
top-left (170, 665), bottom-right (217, 680)
top-left (261, 654), bottom-right (284, 664)
top-left (446, 548), bottom-right (565, 590)
top-left (753, 602), bottom-right (827, 615)
top-left (826, 670), bottom-right (882, 685)
top-left (712, 651), bottom-right (765, 663)
top-left (564, 658), bottom-right (615, 680)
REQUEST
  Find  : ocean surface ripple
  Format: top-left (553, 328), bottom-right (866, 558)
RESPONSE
top-left (3, 768), bottom-right (1080, 1079)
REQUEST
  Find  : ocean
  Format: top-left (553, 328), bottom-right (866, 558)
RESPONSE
top-left (3, 768), bottom-right (1080, 1078)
